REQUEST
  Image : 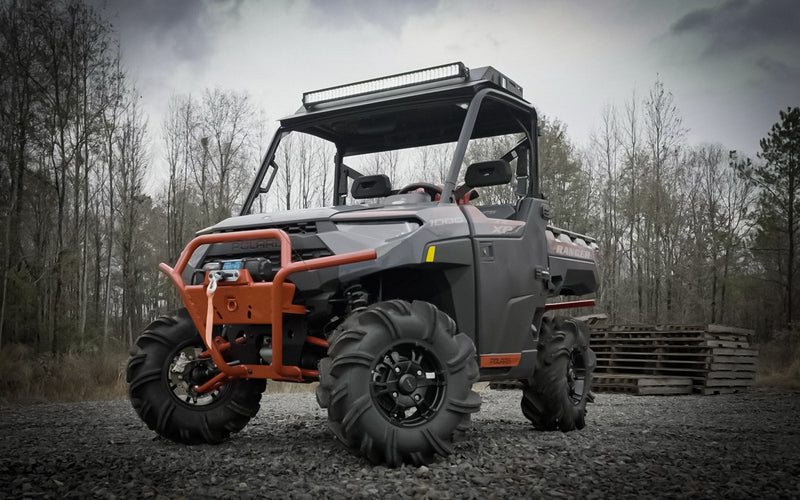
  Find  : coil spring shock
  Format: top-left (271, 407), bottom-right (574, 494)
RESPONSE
top-left (344, 284), bottom-right (369, 313)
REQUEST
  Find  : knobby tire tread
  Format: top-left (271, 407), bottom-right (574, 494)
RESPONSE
top-left (521, 316), bottom-right (596, 431)
top-left (316, 300), bottom-right (480, 466)
top-left (127, 308), bottom-right (265, 445)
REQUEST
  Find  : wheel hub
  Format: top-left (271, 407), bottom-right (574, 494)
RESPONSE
top-left (189, 364), bottom-right (216, 386)
top-left (567, 349), bottom-right (586, 405)
top-left (398, 373), bottom-right (418, 394)
top-left (371, 343), bottom-right (446, 427)
top-left (168, 346), bottom-right (222, 406)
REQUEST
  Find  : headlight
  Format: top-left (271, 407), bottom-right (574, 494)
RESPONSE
top-left (335, 222), bottom-right (420, 241)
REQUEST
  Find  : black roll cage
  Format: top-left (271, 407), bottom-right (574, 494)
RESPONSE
top-left (241, 87), bottom-right (540, 215)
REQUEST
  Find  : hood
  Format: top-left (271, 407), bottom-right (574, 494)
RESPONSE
top-left (204, 200), bottom-right (433, 234)
top-left (206, 207), bottom-right (340, 233)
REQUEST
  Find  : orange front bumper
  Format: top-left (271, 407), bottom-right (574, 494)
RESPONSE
top-left (159, 228), bottom-right (376, 386)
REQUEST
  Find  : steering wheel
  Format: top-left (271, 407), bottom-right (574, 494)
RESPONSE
top-left (397, 182), bottom-right (442, 201)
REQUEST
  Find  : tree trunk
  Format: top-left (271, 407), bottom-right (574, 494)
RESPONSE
top-left (787, 166), bottom-right (795, 327)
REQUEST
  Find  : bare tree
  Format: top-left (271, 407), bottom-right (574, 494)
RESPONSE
top-left (278, 133), bottom-right (294, 210)
top-left (590, 105), bottom-right (623, 321)
top-left (0, 0), bottom-right (154, 352)
top-left (685, 145), bottom-right (756, 322)
top-left (0, 0), bottom-right (40, 348)
top-left (315, 140), bottom-right (334, 207)
top-left (643, 76), bottom-right (686, 321)
top-left (162, 94), bottom-right (196, 265)
top-left (619, 89), bottom-right (646, 322)
top-left (115, 94), bottom-right (149, 345)
top-left (201, 88), bottom-right (255, 220)
top-left (99, 47), bottom-right (125, 345)
top-left (296, 133), bottom-right (314, 209)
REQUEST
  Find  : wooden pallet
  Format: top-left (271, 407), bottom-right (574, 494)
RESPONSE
top-left (589, 323), bottom-right (757, 395)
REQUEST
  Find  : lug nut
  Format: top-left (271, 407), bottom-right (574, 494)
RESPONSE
top-left (414, 394), bottom-right (421, 401)
top-left (416, 370), bottom-right (422, 376)
top-left (395, 367), bottom-right (401, 373)
top-left (392, 392), bottom-right (398, 398)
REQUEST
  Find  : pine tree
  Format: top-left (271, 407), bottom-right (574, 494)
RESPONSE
top-left (747, 107), bottom-right (800, 327)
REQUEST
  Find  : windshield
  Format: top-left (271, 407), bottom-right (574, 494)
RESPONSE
top-left (245, 94), bottom-right (533, 214)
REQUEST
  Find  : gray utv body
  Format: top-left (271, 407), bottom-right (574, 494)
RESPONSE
top-left (202, 62), bottom-right (598, 377)
top-left (128, 62), bottom-right (599, 467)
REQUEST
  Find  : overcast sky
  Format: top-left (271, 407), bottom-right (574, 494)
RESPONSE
top-left (90, 0), bottom-right (799, 181)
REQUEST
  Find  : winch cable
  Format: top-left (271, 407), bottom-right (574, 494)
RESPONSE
top-left (204, 273), bottom-right (219, 354)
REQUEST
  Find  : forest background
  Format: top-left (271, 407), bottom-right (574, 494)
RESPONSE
top-left (1, 1), bottom-right (797, 399)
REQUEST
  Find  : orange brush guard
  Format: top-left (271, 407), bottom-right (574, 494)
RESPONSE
top-left (159, 228), bottom-right (376, 392)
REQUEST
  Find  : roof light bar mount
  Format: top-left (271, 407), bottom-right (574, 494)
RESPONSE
top-left (302, 62), bottom-right (469, 109)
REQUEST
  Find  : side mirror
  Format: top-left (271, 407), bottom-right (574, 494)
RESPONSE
top-left (351, 174), bottom-right (392, 199)
top-left (464, 160), bottom-right (512, 187)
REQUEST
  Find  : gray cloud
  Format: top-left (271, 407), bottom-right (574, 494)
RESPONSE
top-left (757, 56), bottom-right (800, 82)
top-left (671, 0), bottom-right (800, 56)
top-left (306, 0), bottom-right (439, 34)
top-left (671, 0), bottom-right (746, 33)
top-left (89, 0), bottom-right (243, 63)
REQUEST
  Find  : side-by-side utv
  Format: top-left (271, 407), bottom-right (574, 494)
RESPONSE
top-left (127, 62), bottom-right (599, 466)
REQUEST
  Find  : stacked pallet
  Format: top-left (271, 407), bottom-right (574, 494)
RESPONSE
top-left (590, 324), bottom-right (757, 395)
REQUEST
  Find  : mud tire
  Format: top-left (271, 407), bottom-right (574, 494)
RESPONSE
top-left (521, 316), bottom-right (596, 431)
top-left (316, 300), bottom-right (480, 466)
top-left (127, 309), bottom-right (265, 444)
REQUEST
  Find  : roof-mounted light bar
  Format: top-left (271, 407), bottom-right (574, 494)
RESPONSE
top-left (302, 62), bottom-right (469, 108)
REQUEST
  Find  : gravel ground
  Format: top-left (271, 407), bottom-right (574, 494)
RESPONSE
top-left (1, 388), bottom-right (799, 499)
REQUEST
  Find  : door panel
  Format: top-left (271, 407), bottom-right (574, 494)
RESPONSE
top-left (463, 198), bottom-right (550, 376)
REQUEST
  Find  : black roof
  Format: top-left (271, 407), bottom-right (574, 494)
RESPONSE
top-left (279, 65), bottom-right (535, 156)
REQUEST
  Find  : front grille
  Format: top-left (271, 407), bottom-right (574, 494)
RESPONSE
top-left (274, 221), bottom-right (317, 235)
top-left (291, 248), bottom-right (334, 262)
top-left (202, 229), bottom-right (332, 271)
